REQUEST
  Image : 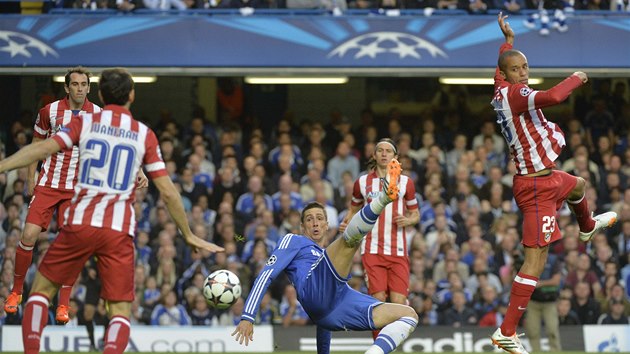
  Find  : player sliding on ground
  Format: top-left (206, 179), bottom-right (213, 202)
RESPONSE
top-left (232, 158), bottom-right (418, 354)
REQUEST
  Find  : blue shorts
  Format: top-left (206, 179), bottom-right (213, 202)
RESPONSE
top-left (299, 250), bottom-right (382, 331)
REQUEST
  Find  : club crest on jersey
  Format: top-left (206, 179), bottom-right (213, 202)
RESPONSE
top-left (544, 232), bottom-right (551, 242)
top-left (520, 87), bottom-right (533, 96)
top-left (266, 255), bottom-right (277, 266)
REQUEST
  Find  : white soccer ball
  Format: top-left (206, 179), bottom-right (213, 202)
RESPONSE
top-left (203, 269), bottom-right (242, 310)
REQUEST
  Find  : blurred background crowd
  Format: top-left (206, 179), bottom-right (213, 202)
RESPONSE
top-left (3, 0), bottom-right (630, 17)
top-left (0, 76), bottom-right (629, 332)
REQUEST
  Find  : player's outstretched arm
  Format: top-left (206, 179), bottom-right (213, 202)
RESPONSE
top-left (0, 139), bottom-right (61, 174)
top-left (232, 320), bottom-right (254, 346)
top-left (498, 12), bottom-right (514, 45)
top-left (152, 175), bottom-right (224, 253)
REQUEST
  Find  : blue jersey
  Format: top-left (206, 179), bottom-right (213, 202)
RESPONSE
top-left (241, 233), bottom-right (382, 331)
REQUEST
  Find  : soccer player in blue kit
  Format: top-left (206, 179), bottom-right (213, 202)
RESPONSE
top-left (232, 159), bottom-right (418, 354)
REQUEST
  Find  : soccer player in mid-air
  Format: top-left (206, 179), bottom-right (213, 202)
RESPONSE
top-left (232, 158), bottom-right (419, 354)
top-left (4, 66), bottom-right (104, 324)
top-left (489, 13), bottom-right (617, 354)
top-left (0, 67), bottom-right (223, 354)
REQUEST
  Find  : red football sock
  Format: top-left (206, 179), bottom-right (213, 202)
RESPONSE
top-left (500, 272), bottom-right (538, 336)
top-left (372, 329), bottom-right (381, 341)
top-left (567, 194), bottom-right (595, 232)
top-left (12, 241), bottom-right (35, 295)
top-left (22, 293), bottom-right (50, 354)
top-left (103, 316), bottom-right (131, 354)
top-left (58, 285), bottom-right (72, 307)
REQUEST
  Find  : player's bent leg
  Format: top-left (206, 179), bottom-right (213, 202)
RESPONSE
top-left (103, 301), bottom-right (132, 354)
top-left (367, 303), bottom-right (418, 354)
top-left (5, 223), bottom-right (43, 314)
top-left (56, 285), bottom-right (73, 324)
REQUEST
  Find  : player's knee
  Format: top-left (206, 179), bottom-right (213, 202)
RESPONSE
top-left (402, 306), bottom-right (419, 323)
top-left (21, 230), bottom-right (39, 244)
top-left (570, 177), bottom-right (586, 198)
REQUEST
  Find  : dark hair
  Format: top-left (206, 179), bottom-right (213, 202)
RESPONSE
top-left (301, 202), bottom-right (326, 223)
top-left (99, 68), bottom-right (134, 105)
top-left (498, 49), bottom-right (525, 73)
top-left (64, 66), bottom-right (91, 86)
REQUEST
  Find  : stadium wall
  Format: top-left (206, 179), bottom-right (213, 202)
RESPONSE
top-left (0, 12), bottom-right (629, 75)
top-left (2, 324), bottom-right (629, 352)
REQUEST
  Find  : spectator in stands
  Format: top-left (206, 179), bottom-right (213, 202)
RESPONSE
top-left (597, 298), bottom-right (629, 324)
top-left (557, 297), bottom-right (580, 325)
top-left (440, 289), bottom-right (477, 326)
top-left (466, 255), bottom-right (503, 295)
top-left (584, 96), bottom-right (615, 152)
top-left (179, 167), bottom-right (207, 207)
top-left (446, 134), bottom-right (469, 179)
top-left (189, 294), bottom-right (214, 326)
top-left (327, 140), bottom-right (359, 191)
top-left (150, 290), bottom-right (192, 326)
top-left (473, 121), bottom-right (505, 156)
top-left (235, 175), bottom-right (273, 224)
top-left (493, 0), bottom-right (524, 12)
top-left (564, 253), bottom-right (602, 296)
top-left (571, 281), bottom-right (601, 324)
top-left (300, 162), bottom-right (334, 203)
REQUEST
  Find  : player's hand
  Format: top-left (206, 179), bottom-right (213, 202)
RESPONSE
top-left (498, 12), bottom-right (514, 45)
top-left (136, 170), bottom-right (149, 189)
top-left (573, 71), bottom-right (588, 83)
top-left (27, 179), bottom-right (36, 196)
top-left (184, 234), bottom-right (224, 254)
top-left (338, 219), bottom-right (349, 234)
top-left (394, 214), bottom-right (410, 227)
top-left (232, 320), bottom-right (254, 346)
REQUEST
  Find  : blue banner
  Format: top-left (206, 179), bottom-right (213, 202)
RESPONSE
top-left (0, 12), bottom-right (629, 69)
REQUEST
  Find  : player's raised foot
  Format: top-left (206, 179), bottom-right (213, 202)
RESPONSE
top-left (579, 211), bottom-right (618, 242)
top-left (4, 292), bottom-right (22, 314)
top-left (56, 305), bottom-right (70, 324)
top-left (491, 328), bottom-right (530, 354)
top-left (382, 158), bottom-right (401, 202)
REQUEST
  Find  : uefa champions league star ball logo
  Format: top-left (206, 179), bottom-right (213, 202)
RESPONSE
top-left (328, 32), bottom-right (446, 60)
top-left (0, 31), bottom-right (58, 58)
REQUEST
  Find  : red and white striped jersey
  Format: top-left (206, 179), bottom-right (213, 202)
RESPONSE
top-left (33, 97), bottom-right (101, 191)
top-left (52, 105), bottom-right (167, 236)
top-left (351, 171), bottom-right (418, 257)
top-left (492, 43), bottom-right (584, 176)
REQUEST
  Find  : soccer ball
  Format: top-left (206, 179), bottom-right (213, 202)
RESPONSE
top-left (203, 269), bottom-right (242, 310)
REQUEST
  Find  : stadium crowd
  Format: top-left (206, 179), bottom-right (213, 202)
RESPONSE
top-left (4, 0), bottom-right (630, 15)
top-left (0, 77), bottom-right (629, 331)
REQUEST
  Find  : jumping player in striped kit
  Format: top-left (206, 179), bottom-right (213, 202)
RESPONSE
top-left (233, 159), bottom-right (418, 354)
top-left (0, 68), bottom-right (223, 354)
top-left (4, 67), bottom-right (103, 324)
top-left (490, 13), bottom-right (618, 354)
